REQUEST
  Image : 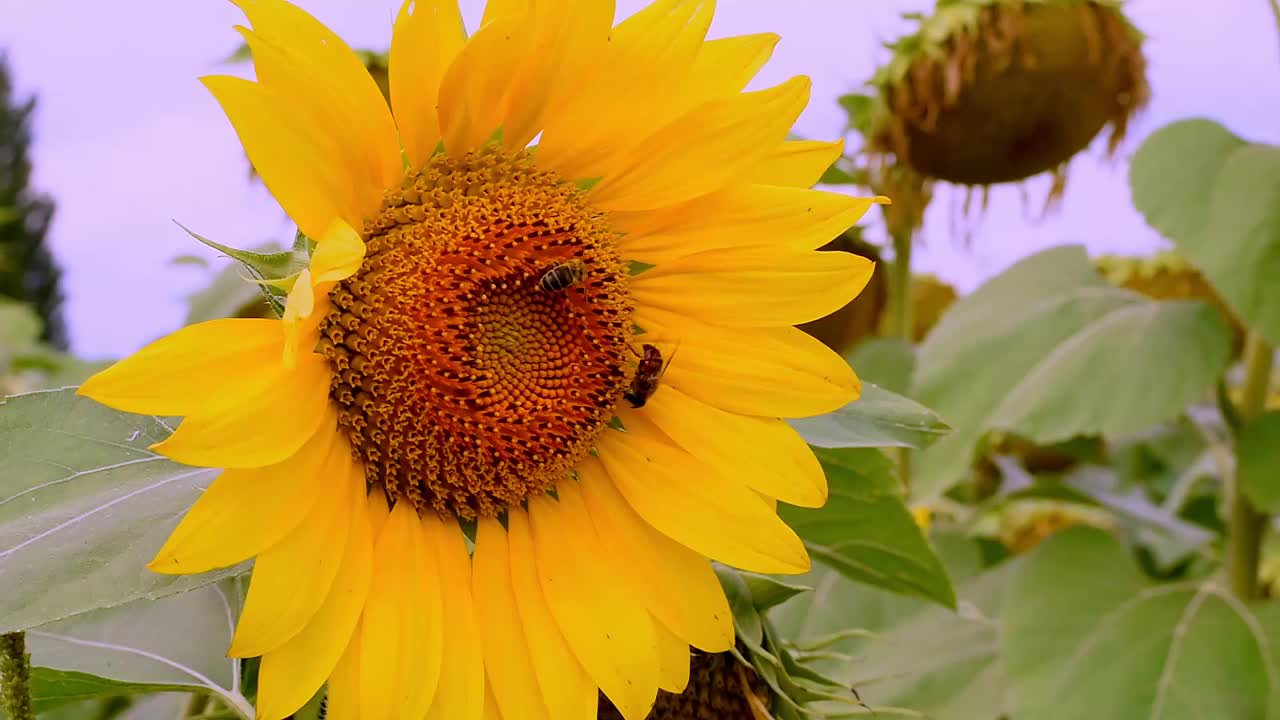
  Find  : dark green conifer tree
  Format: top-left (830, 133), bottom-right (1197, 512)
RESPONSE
top-left (0, 55), bottom-right (64, 349)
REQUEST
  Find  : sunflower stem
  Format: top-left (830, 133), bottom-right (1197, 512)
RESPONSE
top-left (889, 229), bottom-right (915, 493)
top-left (889, 230), bottom-right (914, 343)
top-left (1228, 331), bottom-right (1274, 600)
top-left (0, 632), bottom-right (33, 720)
top-left (1268, 0), bottom-right (1280, 60)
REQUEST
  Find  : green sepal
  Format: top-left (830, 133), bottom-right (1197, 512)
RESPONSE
top-left (175, 222), bottom-right (308, 318)
top-left (292, 229), bottom-right (316, 257)
top-left (628, 260), bottom-right (656, 277)
top-left (575, 176), bottom-right (603, 192)
top-left (176, 222), bottom-right (308, 283)
top-left (715, 566), bottom-right (866, 718)
top-left (738, 572), bottom-right (810, 612)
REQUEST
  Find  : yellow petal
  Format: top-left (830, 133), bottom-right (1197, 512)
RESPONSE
top-left (423, 514), bottom-right (484, 720)
top-left (148, 419), bottom-right (335, 574)
top-left (597, 424), bottom-right (810, 574)
top-left (506, 510), bottom-right (598, 720)
top-left (631, 308), bottom-right (859, 417)
top-left (256, 457), bottom-right (373, 720)
top-left (481, 0), bottom-right (527, 25)
top-left (281, 268), bottom-right (316, 369)
top-left (683, 33), bottom-right (778, 105)
top-left (233, 0), bottom-right (400, 202)
top-left (473, 517), bottom-right (552, 720)
top-left (499, 0), bottom-right (616, 150)
top-left (326, 622), bottom-right (363, 720)
top-left (390, 0), bottom-right (466, 169)
top-left (614, 185), bottom-right (880, 262)
top-left (151, 352), bottom-right (332, 469)
top-left (639, 387), bottom-right (827, 507)
top-left (228, 434), bottom-right (353, 658)
top-left (482, 682), bottom-right (504, 720)
top-left (577, 457), bottom-right (733, 653)
top-left (529, 488), bottom-right (659, 719)
top-left (78, 318), bottom-right (283, 417)
top-left (360, 502), bottom-right (444, 720)
top-left (536, 0), bottom-right (710, 181)
top-left (652, 620), bottom-right (690, 694)
top-left (437, 16), bottom-right (531, 155)
top-left (748, 139), bottom-right (845, 188)
top-left (312, 221), bottom-right (367, 282)
top-left (632, 245), bottom-right (874, 327)
top-left (589, 76), bottom-right (809, 212)
top-left (367, 492), bottom-right (391, 544)
top-left (201, 75), bottom-right (357, 241)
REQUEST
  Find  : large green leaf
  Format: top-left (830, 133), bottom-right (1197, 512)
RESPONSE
top-left (23, 669), bottom-right (194, 714)
top-left (1003, 528), bottom-right (1277, 720)
top-left (18, 581), bottom-right (253, 718)
top-left (1131, 119), bottom-right (1280, 345)
top-left (788, 383), bottom-right (950, 450)
top-left (1240, 411), bottom-right (1280, 514)
top-left (779, 448), bottom-right (954, 609)
top-left (913, 246), bottom-right (1230, 499)
top-left (845, 338), bottom-right (915, 395)
top-left (0, 389), bottom-right (242, 632)
top-left (772, 536), bottom-right (1015, 720)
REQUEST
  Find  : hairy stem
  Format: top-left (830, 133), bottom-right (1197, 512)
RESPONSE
top-left (0, 632), bottom-right (33, 720)
top-left (1229, 331), bottom-right (1275, 600)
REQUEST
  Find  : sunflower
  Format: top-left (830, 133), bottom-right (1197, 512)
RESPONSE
top-left (78, 1), bottom-right (878, 718)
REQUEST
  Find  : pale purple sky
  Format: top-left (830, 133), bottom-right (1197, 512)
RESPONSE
top-left (2, 0), bottom-right (1277, 358)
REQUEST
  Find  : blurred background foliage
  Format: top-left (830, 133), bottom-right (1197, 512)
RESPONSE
top-left (5, 0), bottom-right (1280, 718)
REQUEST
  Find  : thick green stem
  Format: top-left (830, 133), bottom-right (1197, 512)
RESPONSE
top-left (1229, 332), bottom-right (1275, 600)
top-left (1269, 0), bottom-right (1280, 56)
top-left (0, 632), bottom-right (33, 720)
top-left (889, 230), bottom-right (915, 493)
top-left (889, 230), bottom-right (915, 343)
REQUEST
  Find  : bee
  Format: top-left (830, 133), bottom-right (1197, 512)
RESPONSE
top-left (538, 259), bottom-right (586, 293)
top-left (624, 343), bottom-right (672, 408)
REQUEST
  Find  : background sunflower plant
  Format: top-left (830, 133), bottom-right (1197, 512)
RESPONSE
top-left (3, 1), bottom-right (1280, 719)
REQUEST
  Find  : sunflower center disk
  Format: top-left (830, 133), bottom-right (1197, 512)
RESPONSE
top-left (318, 147), bottom-right (634, 519)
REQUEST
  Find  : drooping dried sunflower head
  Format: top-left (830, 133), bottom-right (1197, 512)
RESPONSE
top-left (864, 0), bottom-right (1148, 191)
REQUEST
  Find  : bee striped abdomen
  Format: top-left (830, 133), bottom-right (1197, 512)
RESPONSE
top-left (538, 259), bottom-right (586, 292)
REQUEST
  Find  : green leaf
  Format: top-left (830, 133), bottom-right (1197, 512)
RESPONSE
top-left (25, 669), bottom-right (199, 713)
top-left (21, 582), bottom-right (253, 717)
top-left (771, 537), bottom-right (1016, 720)
top-left (837, 93), bottom-right (875, 134)
top-left (1001, 528), bottom-right (1147, 710)
top-left (0, 390), bottom-right (244, 632)
top-left (1131, 119), bottom-right (1280, 346)
top-left (183, 256), bottom-right (277, 324)
top-left (989, 300), bottom-right (1229, 435)
top-left (913, 246), bottom-right (1231, 499)
top-left (1003, 528), bottom-right (1276, 720)
top-left (1239, 410), bottom-right (1280, 513)
top-left (169, 254), bottom-right (209, 268)
top-left (779, 448), bottom-right (955, 608)
top-left (788, 383), bottom-right (950, 450)
top-left (818, 163), bottom-right (856, 185)
top-left (846, 338), bottom-right (915, 395)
